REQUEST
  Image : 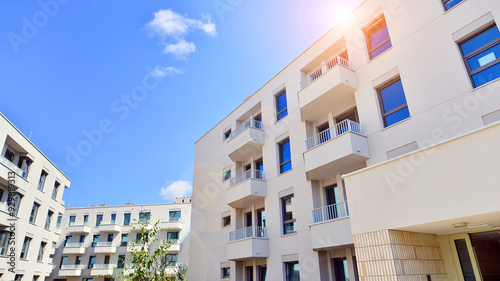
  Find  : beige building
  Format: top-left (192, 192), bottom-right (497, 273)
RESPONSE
top-left (0, 113), bottom-right (71, 281)
top-left (49, 198), bottom-right (192, 281)
top-left (189, 0), bottom-right (500, 280)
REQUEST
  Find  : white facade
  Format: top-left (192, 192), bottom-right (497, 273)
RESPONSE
top-left (0, 113), bottom-right (70, 281)
top-left (49, 199), bottom-right (191, 281)
top-left (189, 0), bottom-right (500, 280)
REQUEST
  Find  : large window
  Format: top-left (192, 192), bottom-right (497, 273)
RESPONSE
top-left (364, 16), bottom-right (392, 59)
top-left (276, 91), bottom-right (288, 121)
top-left (96, 214), bottom-right (103, 226)
top-left (45, 211), bottom-right (53, 230)
top-left (20, 237), bottom-right (32, 259)
top-left (4, 149), bottom-right (14, 162)
top-left (0, 231), bottom-right (11, 256)
top-left (279, 139), bottom-right (292, 174)
top-left (118, 255), bottom-right (126, 268)
top-left (29, 202), bottom-right (40, 224)
top-left (38, 171), bottom-right (48, 191)
top-left (8, 193), bottom-right (22, 217)
top-left (60, 256), bottom-right (68, 268)
top-left (68, 215), bottom-right (76, 226)
top-left (139, 212), bottom-right (150, 223)
top-left (124, 213), bottom-right (131, 225)
top-left (442, 0), bottom-right (464, 11)
top-left (17, 156), bottom-right (31, 179)
top-left (120, 234), bottom-right (128, 246)
top-left (282, 196), bottom-right (296, 235)
top-left (52, 182), bottom-right (60, 200)
top-left (378, 79), bottom-right (410, 127)
top-left (92, 235), bottom-right (99, 247)
top-left (88, 256), bottom-right (96, 269)
top-left (285, 261), bottom-right (300, 281)
top-left (169, 211), bottom-right (181, 222)
top-left (37, 242), bottom-right (46, 262)
top-left (460, 25), bottom-right (500, 88)
top-left (164, 254), bottom-right (178, 266)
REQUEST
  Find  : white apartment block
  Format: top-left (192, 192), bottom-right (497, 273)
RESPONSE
top-left (189, 0), bottom-right (500, 280)
top-left (49, 198), bottom-right (192, 281)
top-left (0, 113), bottom-right (71, 281)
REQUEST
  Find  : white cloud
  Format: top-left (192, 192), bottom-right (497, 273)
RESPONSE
top-left (160, 180), bottom-right (192, 202)
top-left (150, 65), bottom-right (182, 78)
top-left (145, 9), bottom-right (217, 58)
top-left (162, 40), bottom-right (196, 58)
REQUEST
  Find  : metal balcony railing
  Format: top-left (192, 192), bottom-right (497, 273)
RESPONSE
top-left (230, 119), bottom-right (262, 140)
top-left (300, 56), bottom-right (351, 89)
top-left (229, 169), bottom-right (264, 187)
top-left (305, 120), bottom-right (363, 151)
top-left (311, 201), bottom-right (349, 224)
top-left (229, 226), bottom-right (267, 242)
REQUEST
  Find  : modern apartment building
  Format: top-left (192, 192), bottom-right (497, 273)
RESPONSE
top-left (49, 198), bottom-right (192, 281)
top-left (0, 113), bottom-right (71, 281)
top-left (189, 0), bottom-right (500, 280)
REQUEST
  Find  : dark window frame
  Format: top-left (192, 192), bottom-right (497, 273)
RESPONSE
top-left (223, 129), bottom-right (232, 141)
top-left (278, 138), bottom-right (292, 174)
top-left (458, 24), bottom-right (500, 88)
top-left (442, 0), bottom-right (464, 11)
top-left (221, 267), bottom-right (230, 279)
top-left (275, 90), bottom-right (288, 121)
top-left (222, 215), bottom-right (231, 227)
top-left (377, 77), bottom-right (410, 127)
top-left (281, 195), bottom-right (296, 235)
top-left (364, 15), bottom-right (392, 60)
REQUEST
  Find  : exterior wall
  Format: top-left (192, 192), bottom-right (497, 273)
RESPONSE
top-left (190, 0), bottom-right (500, 280)
top-left (0, 113), bottom-right (71, 280)
top-left (49, 201), bottom-right (191, 281)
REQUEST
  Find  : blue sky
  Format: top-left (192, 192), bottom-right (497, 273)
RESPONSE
top-left (0, 0), bottom-right (363, 207)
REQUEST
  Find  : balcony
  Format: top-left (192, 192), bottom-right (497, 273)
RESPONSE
top-left (167, 239), bottom-right (181, 252)
top-left (62, 242), bottom-right (85, 254)
top-left (227, 120), bottom-right (265, 162)
top-left (49, 244), bottom-right (56, 256)
top-left (97, 222), bottom-right (121, 232)
top-left (127, 241), bottom-right (149, 252)
top-left (304, 120), bottom-right (369, 180)
top-left (0, 156), bottom-right (28, 180)
top-left (299, 56), bottom-right (357, 122)
top-left (0, 202), bottom-right (10, 226)
top-left (227, 169), bottom-right (266, 208)
top-left (160, 219), bottom-right (183, 230)
top-left (310, 202), bottom-right (354, 250)
top-left (227, 226), bottom-right (269, 261)
top-left (94, 241), bottom-right (117, 253)
top-left (59, 264), bottom-right (86, 276)
top-left (68, 222), bottom-right (91, 233)
top-left (90, 264), bottom-right (116, 275)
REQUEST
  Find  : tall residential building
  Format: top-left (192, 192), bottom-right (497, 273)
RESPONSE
top-left (189, 0), bottom-right (500, 280)
top-left (0, 113), bottom-right (71, 281)
top-left (49, 198), bottom-right (192, 281)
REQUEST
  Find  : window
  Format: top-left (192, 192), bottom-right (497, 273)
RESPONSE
top-left (282, 196), bottom-right (296, 235)
top-left (222, 267), bottom-right (230, 279)
top-left (111, 213), bottom-right (116, 224)
top-left (0, 231), bottom-right (12, 256)
top-left (38, 171), bottom-right (48, 191)
top-left (459, 25), bottom-right (500, 88)
top-left (169, 211), bottom-right (181, 222)
top-left (258, 265), bottom-right (267, 281)
top-left (96, 214), bottom-right (103, 226)
top-left (20, 236), bottom-right (32, 259)
top-left (7, 193), bottom-right (22, 217)
top-left (83, 279), bottom-right (93, 281)
top-left (222, 216), bottom-right (231, 227)
top-left (257, 209), bottom-right (266, 227)
top-left (104, 255), bottom-right (110, 264)
top-left (167, 232), bottom-right (179, 242)
top-left (139, 212), bottom-right (150, 223)
top-left (52, 182), bottom-right (60, 200)
top-left (79, 235), bottom-right (85, 243)
top-left (276, 91), bottom-right (288, 121)
top-left (4, 149), bottom-right (14, 162)
top-left (124, 213), bottom-right (131, 225)
top-left (279, 139), bottom-right (292, 173)
top-left (88, 256), bottom-right (96, 269)
top-left (118, 255), bottom-right (126, 268)
top-left (285, 261), bottom-right (300, 281)
top-left (68, 215), bottom-right (76, 226)
top-left (136, 232), bottom-right (149, 243)
top-left (164, 254), bottom-right (178, 266)
top-left (224, 129), bottom-right (231, 140)
top-left (83, 215), bottom-right (88, 225)
top-left (75, 256), bottom-right (82, 265)
top-left (120, 234), bottom-right (128, 246)
top-left (107, 234), bottom-right (114, 242)
top-left (364, 15), bottom-right (392, 59)
top-left (60, 256), bottom-right (68, 268)
top-left (45, 211), bottom-right (53, 230)
top-left (64, 236), bottom-right (72, 247)
top-left (56, 215), bottom-right (62, 228)
top-left (17, 156), bottom-right (31, 179)
top-left (223, 170), bottom-right (231, 181)
top-left (378, 79), bottom-right (410, 127)
top-left (33, 276), bottom-right (39, 281)
top-left (37, 242), bottom-right (46, 262)
top-left (51, 241), bottom-right (56, 250)
top-left (442, 0), bottom-right (464, 11)
top-left (29, 202), bottom-right (40, 224)
top-left (92, 235), bottom-right (99, 247)
top-left (14, 275), bottom-right (23, 281)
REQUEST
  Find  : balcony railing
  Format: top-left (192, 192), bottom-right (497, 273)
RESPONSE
top-left (0, 202), bottom-right (9, 214)
top-left (92, 264), bottom-right (116, 269)
top-left (229, 226), bottom-right (267, 242)
top-left (98, 221), bottom-right (117, 226)
top-left (230, 119), bottom-right (262, 140)
top-left (167, 239), bottom-right (180, 245)
top-left (305, 120), bottom-right (363, 151)
top-left (0, 156), bottom-right (27, 179)
top-left (311, 201), bottom-right (349, 224)
top-left (300, 56), bottom-right (351, 89)
top-left (95, 241), bottom-right (115, 247)
top-left (60, 264), bottom-right (86, 270)
top-left (68, 222), bottom-right (89, 227)
top-left (229, 169), bottom-right (264, 187)
top-left (65, 242), bottom-right (84, 248)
